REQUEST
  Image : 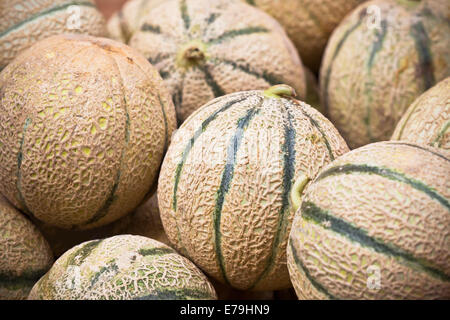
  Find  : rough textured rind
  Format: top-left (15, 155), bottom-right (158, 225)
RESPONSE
top-left (320, 0), bottom-right (450, 149)
top-left (158, 88), bottom-right (349, 291)
top-left (243, 0), bottom-right (366, 72)
top-left (28, 235), bottom-right (217, 300)
top-left (0, 0), bottom-right (108, 69)
top-left (392, 77), bottom-right (450, 151)
top-left (0, 34), bottom-right (177, 230)
top-left (35, 194), bottom-right (170, 257)
top-left (107, 0), bottom-right (167, 43)
top-left (128, 0), bottom-right (306, 123)
top-left (288, 141), bottom-right (450, 299)
top-left (0, 195), bottom-right (53, 300)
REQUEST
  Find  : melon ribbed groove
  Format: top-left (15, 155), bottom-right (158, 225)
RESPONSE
top-left (207, 26), bottom-right (270, 45)
top-left (199, 65), bottom-right (226, 98)
top-left (148, 53), bottom-right (171, 66)
top-left (213, 102), bottom-right (261, 285)
top-left (133, 287), bottom-right (213, 300)
top-left (206, 13), bottom-right (220, 26)
top-left (322, 10), bottom-right (366, 114)
top-left (301, 201), bottom-right (450, 281)
top-left (158, 94), bottom-right (169, 152)
top-left (410, 20), bottom-right (435, 90)
top-left (89, 260), bottom-right (119, 288)
top-left (66, 239), bottom-right (103, 267)
top-left (316, 164), bottom-right (449, 209)
top-left (249, 101), bottom-right (296, 289)
top-left (298, 106), bottom-right (335, 161)
top-left (83, 56), bottom-right (131, 226)
top-left (288, 240), bottom-right (336, 299)
top-left (141, 23), bottom-right (162, 34)
top-left (16, 117), bottom-right (33, 217)
top-left (387, 142), bottom-right (450, 162)
top-left (138, 247), bottom-right (174, 256)
top-left (0, 1), bottom-right (96, 38)
top-left (180, 0), bottom-right (191, 31)
top-left (433, 121), bottom-right (450, 147)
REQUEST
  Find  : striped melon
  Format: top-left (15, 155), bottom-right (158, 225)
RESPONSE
top-left (0, 0), bottom-right (107, 70)
top-left (392, 77), bottom-right (450, 151)
top-left (128, 0), bottom-right (306, 124)
top-left (28, 235), bottom-right (217, 300)
top-left (320, 0), bottom-right (450, 149)
top-left (243, 0), bottom-right (367, 72)
top-left (0, 34), bottom-right (177, 230)
top-left (288, 141), bottom-right (450, 299)
top-left (158, 85), bottom-right (349, 291)
top-left (0, 195), bottom-right (53, 300)
top-left (35, 194), bottom-right (170, 258)
top-left (107, 0), bottom-right (167, 43)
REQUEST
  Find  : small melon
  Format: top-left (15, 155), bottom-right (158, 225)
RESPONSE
top-left (392, 77), bottom-right (449, 151)
top-left (0, 0), bottom-right (107, 70)
top-left (0, 34), bottom-right (177, 230)
top-left (288, 141), bottom-right (450, 299)
top-left (243, 0), bottom-right (367, 72)
top-left (158, 85), bottom-right (349, 291)
top-left (0, 195), bottom-right (53, 300)
top-left (128, 0), bottom-right (307, 124)
top-left (107, 0), bottom-right (167, 43)
top-left (320, 0), bottom-right (450, 149)
top-left (28, 235), bottom-right (217, 300)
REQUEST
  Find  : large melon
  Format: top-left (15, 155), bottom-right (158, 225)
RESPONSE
top-left (128, 0), bottom-right (306, 124)
top-left (0, 34), bottom-right (177, 230)
top-left (288, 141), bottom-right (450, 299)
top-left (243, 0), bottom-right (367, 72)
top-left (320, 0), bottom-right (450, 149)
top-left (0, 195), bottom-right (53, 300)
top-left (28, 235), bottom-right (217, 300)
top-left (36, 194), bottom-right (170, 257)
top-left (392, 77), bottom-right (449, 151)
top-left (158, 85), bottom-right (349, 291)
top-left (107, 0), bottom-right (167, 43)
top-left (0, 0), bottom-right (107, 70)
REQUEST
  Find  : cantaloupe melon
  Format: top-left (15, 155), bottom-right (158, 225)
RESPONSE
top-left (158, 85), bottom-right (349, 291)
top-left (392, 77), bottom-right (449, 151)
top-left (243, 0), bottom-right (367, 72)
top-left (0, 34), bottom-right (177, 230)
top-left (320, 0), bottom-right (450, 149)
top-left (36, 194), bottom-right (170, 257)
top-left (28, 235), bottom-right (217, 300)
top-left (0, 0), bottom-right (107, 70)
top-left (0, 195), bottom-right (53, 300)
top-left (128, 0), bottom-right (306, 124)
top-left (287, 141), bottom-right (450, 299)
top-left (107, 0), bottom-right (167, 43)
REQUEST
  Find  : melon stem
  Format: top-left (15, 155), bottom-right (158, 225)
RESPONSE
top-left (176, 40), bottom-right (208, 69)
top-left (263, 84), bottom-right (297, 99)
top-left (290, 173), bottom-right (310, 213)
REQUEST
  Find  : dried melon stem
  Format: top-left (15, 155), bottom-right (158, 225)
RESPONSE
top-left (263, 84), bottom-right (297, 99)
top-left (176, 40), bottom-right (208, 70)
top-left (290, 173), bottom-right (310, 212)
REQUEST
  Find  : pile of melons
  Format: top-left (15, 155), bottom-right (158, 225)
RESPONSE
top-left (0, 0), bottom-right (448, 300)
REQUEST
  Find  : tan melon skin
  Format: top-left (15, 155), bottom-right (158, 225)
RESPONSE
top-left (0, 0), bottom-right (107, 70)
top-left (0, 34), bottom-right (177, 230)
top-left (287, 141), bottom-right (450, 299)
top-left (0, 195), bottom-right (53, 300)
top-left (28, 235), bottom-right (217, 300)
top-left (107, 0), bottom-right (167, 43)
top-left (158, 88), bottom-right (349, 291)
top-left (243, 0), bottom-right (366, 73)
top-left (129, 0), bottom-right (306, 124)
top-left (392, 77), bottom-right (450, 151)
top-left (35, 194), bottom-right (170, 257)
top-left (320, 0), bottom-right (450, 149)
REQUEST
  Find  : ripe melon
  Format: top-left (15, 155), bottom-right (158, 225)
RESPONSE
top-left (28, 235), bottom-right (217, 300)
top-left (0, 0), bottom-right (107, 70)
top-left (0, 195), bottom-right (53, 300)
top-left (107, 0), bottom-right (167, 43)
top-left (128, 0), bottom-right (306, 124)
top-left (36, 194), bottom-right (170, 257)
top-left (320, 0), bottom-right (450, 149)
top-left (158, 85), bottom-right (349, 291)
top-left (0, 34), bottom-right (177, 230)
top-left (243, 0), bottom-right (366, 72)
top-left (392, 77), bottom-right (449, 151)
top-left (287, 141), bottom-right (450, 299)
